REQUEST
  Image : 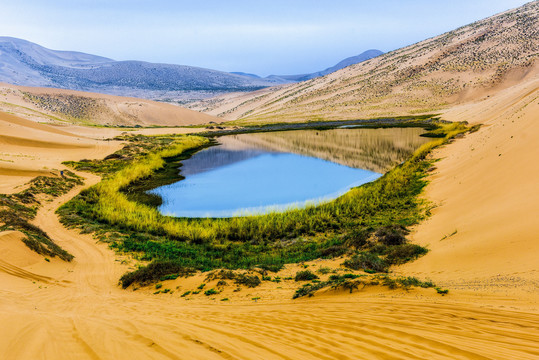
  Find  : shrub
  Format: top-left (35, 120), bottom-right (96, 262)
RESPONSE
top-left (294, 270), bottom-right (319, 281)
top-left (206, 269), bottom-right (236, 281)
top-left (374, 225), bottom-right (409, 246)
top-left (378, 275), bottom-right (435, 290)
top-left (435, 287), bottom-right (449, 295)
top-left (316, 267), bottom-right (333, 275)
top-left (339, 280), bottom-right (363, 293)
top-left (320, 245), bottom-right (347, 257)
top-left (204, 288), bottom-right (219, 296)
top-left (385, 244), bottom-right (428, 265)
top-left (293, 282), bottom-right (326, 299)
top-left (258, 263), bottom-right (284, 272)
top-left (119, 260), bottom-right (195, 288)
top-left (234, 274), bottom-right (261, 288)
top-left (160, 274), bottom-right (179, 281)
top-left (343, 253), bottom-right (388, 273)
top-left (343, 228), bottom-right (371, 248)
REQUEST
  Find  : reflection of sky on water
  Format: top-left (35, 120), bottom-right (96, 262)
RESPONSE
top-left (150, 127), bottom-right (429, 218)
top-left (152, 152), bottom-right (380, 218)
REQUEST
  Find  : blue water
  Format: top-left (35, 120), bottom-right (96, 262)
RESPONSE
top-left (149, 127), bottom-right (430, 218)
top-left (150, 152), bottom-right (381, 218)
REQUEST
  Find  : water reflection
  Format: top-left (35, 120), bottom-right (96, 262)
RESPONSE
top-left (151, 127), bottom-right (429, 218)
top-left (153, 153), bottom-right (381, 218)
top-left (220, 127), bottom-right (429, 173)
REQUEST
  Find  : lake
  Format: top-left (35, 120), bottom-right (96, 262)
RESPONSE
top-left (149, 127), bottom-right (430, 218)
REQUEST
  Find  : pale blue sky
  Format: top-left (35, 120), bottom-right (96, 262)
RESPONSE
top-left (1, 0), bottom-right (531, 76)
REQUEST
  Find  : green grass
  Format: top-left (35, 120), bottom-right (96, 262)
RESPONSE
top-left (58, 122), bottom-right (470, 286)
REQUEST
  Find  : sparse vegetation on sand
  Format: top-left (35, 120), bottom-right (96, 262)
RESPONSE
top-left (58, 122), bottom-right (469, 286)
top-left (0, 171), bottom-right (81, 261)
top-left (292, 274), bottom-right (437, 299)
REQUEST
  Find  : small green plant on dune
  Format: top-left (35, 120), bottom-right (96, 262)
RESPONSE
top-left (204, 288), bottom-right (219, 296)
top-left (435, 287), bottom-right (449, 295)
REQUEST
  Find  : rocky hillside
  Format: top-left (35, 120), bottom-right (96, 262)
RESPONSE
top-left (193, 2), bottom-right (538, 123)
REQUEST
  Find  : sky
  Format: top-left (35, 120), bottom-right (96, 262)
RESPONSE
top-left (0, 0), bottom-right (531, 76)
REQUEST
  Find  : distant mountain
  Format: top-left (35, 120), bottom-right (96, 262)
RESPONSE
top-left (266, 49), bottom-right (384, 82)
top-left (230, 72), bottom-right (261, 79)
top-left (0, 37), bottom-right (283, 100)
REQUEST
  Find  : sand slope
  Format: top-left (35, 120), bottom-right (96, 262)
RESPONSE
top-left (398, 72), bottom-right (539, 299)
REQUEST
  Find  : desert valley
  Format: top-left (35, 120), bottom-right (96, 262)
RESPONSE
top-left (0, 2), bottom-right (538, 359)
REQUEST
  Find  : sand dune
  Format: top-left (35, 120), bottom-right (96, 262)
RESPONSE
top-left (0, 82), bottom-right (218, 127)
top-left (0, 110), bottom-right (122, 193)
top-left (398, 72), bottom-right (539, 299)
top-left (0, 74), bottom-right (538, 358)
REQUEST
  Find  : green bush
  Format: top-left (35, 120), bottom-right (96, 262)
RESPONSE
top-left (316, 267), bottom-right (333, 275)
top-left (119, 260), bottom-right (195, 288)
top-left (374, 225), bottom-right (409, 246)
top-left (435, 287), bottom-right (449, 295)
top-left (294, 270), bottom-right (319, 281)
top-left (343, 253), bottom-right (388, 273)
top-left (293, 282), bottom-right (326, 299)
top-left (258, 263), bottom-right (284, 272)
top-left (204, 288), bottom-right (219, 296)
top-left (385, 244), bottom-right (428, 265)
top-left (234, 274), bottom-right (261, 288)
top-left (343, 228), bottom-right (371, 248)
